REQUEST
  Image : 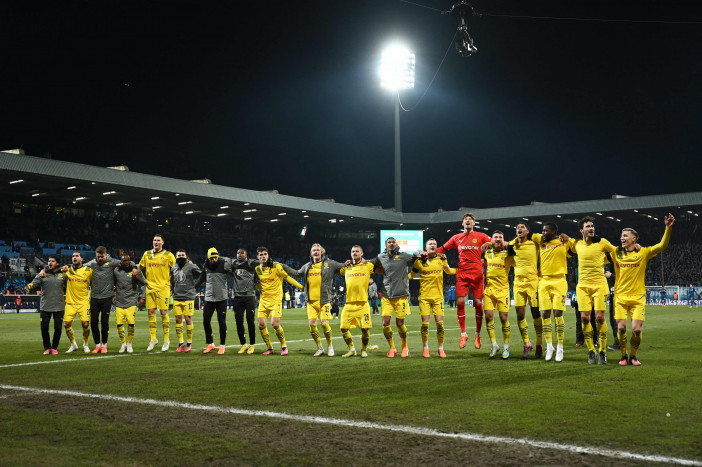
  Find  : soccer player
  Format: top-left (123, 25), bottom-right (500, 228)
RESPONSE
top-left (409, 238), bottom-right (456, 358)
top-left (436, 213), bottom-right (491, 349)
top-left (231, 248), bottom-right (259, 354)
top-left (63, 252), bottom-right (94, 353)
top-left (612, 214), bottom-right (674, 366)
top-left (689, 284), bottom-right (697, 308)
top-left (283, 243), bottom-right (345, 356)
top-left (139, 234), bottom-right (176, 352)
top-left (531, 223), bottom-right (576, 362)
top-left (338, 245), bottom-right (375, 358)
top-left (254, 247), bottom-right (303, 355)
top-left (570, 216), bottom-right (617, 365)
top-left (196, 248), bottom-right (233, 355)
top-left (26, 255), bottom-right (67, 354)
top-left (481, 232), bottom-right (518, 359)
top-left (508, 223), bottom-right (542, 358)
top-left (171, 249), bottom-right (201, 353)
top-left (114, 255), bottom-right (146, 354)
top-left (85, 246), bottom-right (137, 353)
top-left (369, 237), bottom-right (417, 358)
top-left (659, 287), bottom-right (667, 307)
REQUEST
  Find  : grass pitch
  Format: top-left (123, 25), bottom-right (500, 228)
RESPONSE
top-left (1, 305), bottom-right (700, 465)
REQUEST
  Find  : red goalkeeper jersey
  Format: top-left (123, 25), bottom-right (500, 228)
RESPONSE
top-left (437, 230), bottom-right (491, 276)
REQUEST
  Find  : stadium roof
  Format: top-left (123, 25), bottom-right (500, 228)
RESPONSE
top-left (2, 152), bottom-right (701, 229)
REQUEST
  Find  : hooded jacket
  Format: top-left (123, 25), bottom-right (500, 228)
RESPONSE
top-left (28, 267), bottom-right (67, 312)
top-left (282, 256), bottom-right (345, 305)
top-left (195, 257), bottom-right (232, 302)
top-left (370, 249), bottom-right (416, 299)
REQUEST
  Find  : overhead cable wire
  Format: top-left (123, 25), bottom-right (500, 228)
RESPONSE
top-left (398, 29), bottom-right (458, 112)
top-left (477, 12), bottom-right (702, 25)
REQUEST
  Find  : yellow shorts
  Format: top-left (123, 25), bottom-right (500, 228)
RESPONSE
top-left (381, 296), bottom-right (411, 319)
top-left (258, 301), bottom-right (283, 319)
top-left (64, 303), bottom-right (90, 322)
top-left (418, 297), bottom-right (445, 317)
top-left (484, 289), bottom-right (510, 313)
top-left (307, 302), bottom-right (332, 321)
top-left (173, 300), bottom-right (195, 316)
top-left (115, 306), bottom-right (136, 325)
top-left (514, 279), bottom-right (539, 308)
top-left (577, 281), bottom-right (609, 311)
top-left (614, 295), bottom-right (646, 321)
top-left (145, 288), bottom-right (170, 310)
top-left (538, 276), bottom-right (567, 311)
top-left (341, 302), bottom-right (372, 329)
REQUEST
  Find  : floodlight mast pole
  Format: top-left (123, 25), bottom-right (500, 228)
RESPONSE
top-left (394, 97), bottom-right (402, 212)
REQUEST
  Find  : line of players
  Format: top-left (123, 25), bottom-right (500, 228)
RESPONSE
top-left (27, 211), bottom-right (674, 365)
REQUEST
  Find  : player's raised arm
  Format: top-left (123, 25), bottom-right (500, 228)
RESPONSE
top-left (650, 214), bottom-right (675, 255)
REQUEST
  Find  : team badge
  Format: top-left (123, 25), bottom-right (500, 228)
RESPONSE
top-left (472, 238), bottom-right (477, 243)
top-left (324, 262), bottom-right (328, 267)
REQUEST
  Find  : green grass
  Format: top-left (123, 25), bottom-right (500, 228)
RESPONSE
top-left (1, 305), bottom-right (701, 464)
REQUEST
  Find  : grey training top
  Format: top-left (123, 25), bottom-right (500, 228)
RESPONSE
top-left (171, 262), bottom-right (202, 301)
top-left (29, 268), bottom-right (67, 312)
top-left (85, 257), bottom-right (136, 300)
top-left (231, 258), bottom-right (259, 297)
top-left (370, 250), bottom-right (416, 299)
top-left (196, 257), bottom-right (232, 302)
top-left (113, 265), bottom-right (147, 308)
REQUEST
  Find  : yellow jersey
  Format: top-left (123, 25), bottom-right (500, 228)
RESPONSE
top-left (508, 237), bottom-right (539, 280)
top-left (139, 249), bottom-right (176, 291)
top-left (339, 261), bottom-right (375, 303)
top-left (573, 237), bottom-right (616, 285)
top-left (65, 265), bottom-right (93, 306)
top-left (255, 263), bottom-right (302, 302)
top-left (410, 256), bottom-right (456, 300)
top-left (306, 262), bottom-right (322, 302)
top-left (612, 227), bottom-right (671, 297)
top-left (531, 233), bottom-right (576, 277)
top-left (484, 248), bottom-right (515, 293)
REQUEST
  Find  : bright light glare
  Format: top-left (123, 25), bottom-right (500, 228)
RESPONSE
top-left (380, 45), bottom-right (415, 90)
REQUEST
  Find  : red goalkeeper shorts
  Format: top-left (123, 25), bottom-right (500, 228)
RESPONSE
top-left (456, 273), bottom-right (484, 300)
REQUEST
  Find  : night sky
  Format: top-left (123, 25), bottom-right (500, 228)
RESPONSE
top-left (2, 1), bottom-right (701, 213)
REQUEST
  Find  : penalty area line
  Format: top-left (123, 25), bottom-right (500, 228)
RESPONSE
top-left (0, 384), bottom-right (699, 466)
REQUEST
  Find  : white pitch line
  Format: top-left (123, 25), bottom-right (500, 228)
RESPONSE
top-left (0, 327), bottom-right (461, 369)
top-left (0, 383), bottom-right (699, 466)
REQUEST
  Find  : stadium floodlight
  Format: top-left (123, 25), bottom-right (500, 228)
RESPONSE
top-left (380, 45), bottom-right (415, 90)
top-left (380, 44), bottom-right (415, 213)
top-left (9, 179), bottom-right (23, 184)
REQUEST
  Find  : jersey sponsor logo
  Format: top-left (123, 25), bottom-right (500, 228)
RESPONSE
top-left (541, 243), bottom-right (562, 251)
top-left (458, 245), bottom-right (480, 251)
top-left (420, 270), bottom-right (442, 276)
top-left (68, 276), bottom-right (88, 283)
top-left (346, 273), bottom-right (369, 278)
top-left (147, 262), bottom-right (170, 268)
top-left (308, 272), bottom-right (322, 277)
top-left (488, 263), bottom-right (506, 269)
top-left (616, 262), bottom-right (641, 268)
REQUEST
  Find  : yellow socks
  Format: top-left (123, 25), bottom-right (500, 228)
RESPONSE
top-left (436, 321), bottom-right (445, 347)
top-left (117, 324), bottom-right (125, 344)
top-left (630, 332), bottom-right (641, 357)
top-left (82, 326), bottom-right (90, 345)
top-left (260, 327), bottom-right (272, 349)
top-left (275, 326), bottom-right (286, 347)
top-left (618, 331), bottom-right (628, 356)
top-left (127, 324), bottom-right (135, 343)
top-left (148, 314), bottom-right (157, 341)
top-left (533, 316), bottom-right (543, 346)
top-left (584, 322), bottom-right (595, 352)
top-left (398, 324), bottom-right (408, 349)
top-left (176, 322), bottom-right (184, 343)
top-left (65, 324), bottom-right (75, 343)
top-left (383, 325), bottom-right (395, 349)
top-left (598, 321), bottom-right (608, 351)
top-left (502, 321), bottom-right (511, 345)
top-left (518, 318), bottom-right (530, 345)
top-left (542, 317), bottom-right (552, 346)
top-left (321, 321), bottom-right (333, 346)
top-left (486, 319), bottom-right (496, 343)
top-left (186, 324), bottom-right (194, 343)
top-left (310, 324), bottom-right (321, 347)
top-left (555, 316), bottom-right (565, 346)
top-left (361, 329), bottom-right (370, 350)
top-left (420, 322), bottom-right (429, 347)
top-left (343, 330), bottom-right (355, 350)
top-left (161, 314), bottom-right (170, 342)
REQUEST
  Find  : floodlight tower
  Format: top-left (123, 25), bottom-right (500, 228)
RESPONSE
top-left (380, 44), bottom-right (415, 213)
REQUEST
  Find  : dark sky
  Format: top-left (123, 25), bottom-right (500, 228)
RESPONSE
top-left (2, 1), bottom-right (701, 212)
